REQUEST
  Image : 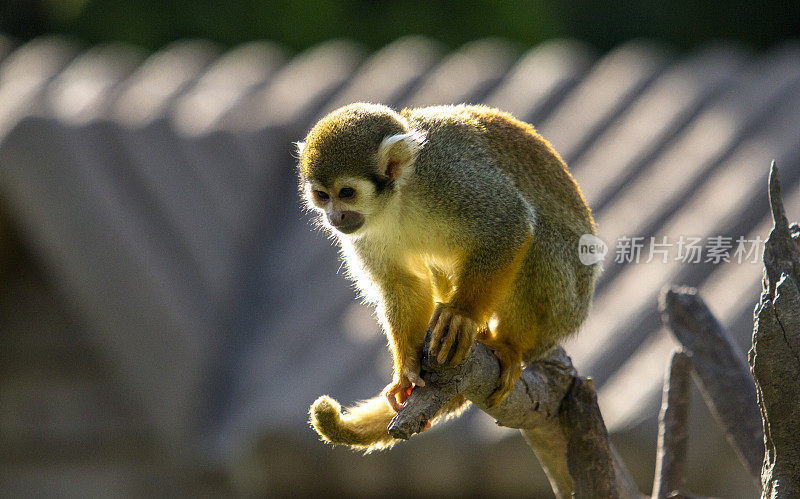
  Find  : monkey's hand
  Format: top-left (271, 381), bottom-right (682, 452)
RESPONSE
top-left (384, 365), bottom-right (425, 412)
top-left (427, 303), bottom-right (478, 367)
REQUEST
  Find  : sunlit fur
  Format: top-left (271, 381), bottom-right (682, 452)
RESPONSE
top-left (309, 393), bottom-right (469, 453)
top-left (298, 102), bottom-right (597, 452)
top-left (376, 129), bottom-right (426, 190)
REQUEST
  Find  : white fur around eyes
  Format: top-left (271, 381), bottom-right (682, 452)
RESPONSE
top-left (339, 178), bottom-right (376, 198)
top-left (303, 182), bottom-right (321, 208)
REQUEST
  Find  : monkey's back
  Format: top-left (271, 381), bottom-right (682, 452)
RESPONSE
top-left (402, 105), bottom-right (593, 232)
top-left (403, 104), bottom-right (598, 341)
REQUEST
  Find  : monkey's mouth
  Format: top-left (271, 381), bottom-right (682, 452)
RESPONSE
top-left (328, 210), bottom-right (365, 234)
top-left (333, 220), bottom-right (364, 234)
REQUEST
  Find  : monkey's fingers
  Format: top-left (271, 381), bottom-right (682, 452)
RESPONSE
top-left (449, 319), bottom-right (476, 367)
top-left (428, 307), bottom-right (452, 357)
top-left (384, 380), bottom-right (410, 412)
top-left (486, 355), bottom-right (522, 408)
top-left (387, 394), bottom-right (401, 412)
top-left (486, 378), bottom-right (513, 409)
top-left (426, 303), bottom-right (444, 333)
top-left (437, 315), bottom-right (462, 364)
top-left (385, 389), bottom-right (403, 412)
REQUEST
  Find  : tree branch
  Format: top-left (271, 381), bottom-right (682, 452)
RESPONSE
top-left (388, 337), bottom-right (631, 497)
top-left (387, 340), bottom-right (575, 439)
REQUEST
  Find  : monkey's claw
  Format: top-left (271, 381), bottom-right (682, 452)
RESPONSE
top-left (384, 367), bottom-right (425, 412)
top-left (427, 303), bottom-right (478, 366)
top-left (405, 370), bottom-right (425, 387)
top-left (486, 348), bottom-right (523, 408)
top-left (384, 379), bottom-right (411, 412)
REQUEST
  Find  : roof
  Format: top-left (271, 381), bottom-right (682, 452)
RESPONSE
top-left (1, 34), bottom-right (795, 495)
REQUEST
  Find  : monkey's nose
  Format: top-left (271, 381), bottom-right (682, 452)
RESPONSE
top-left (328, 210), bottom-right (365, 234)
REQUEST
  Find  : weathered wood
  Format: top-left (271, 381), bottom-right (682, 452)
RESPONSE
top-left (387, 342), bottom-right (574, 441)
top-left (561, 377), bottom-right (620, 498)
top-left (749, 163), bottom-right (800, 497)
top-left (652, 350), bottom-right (693, 499)
top-left (521, 421), bottom-right (574, 497)
top-left (762, 162), bottom-right (800, 294)
top-left (659, 286), bottom-right (763, 477)
top-left (389, 339), bottom-right (627, 497)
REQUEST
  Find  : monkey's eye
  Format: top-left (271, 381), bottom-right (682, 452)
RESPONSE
top-left (314, 190), bottom-right (330, 201)
top-left (338, 187), bottom-right (355, 199)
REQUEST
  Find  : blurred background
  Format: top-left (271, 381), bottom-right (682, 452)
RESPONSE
top-left (1, 1), bottom-right (799, 497)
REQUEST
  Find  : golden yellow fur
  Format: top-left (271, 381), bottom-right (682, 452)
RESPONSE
top-left (298, 103), bottom-right (597, 452)
top-left (309, 394), bottom-right (469, 453)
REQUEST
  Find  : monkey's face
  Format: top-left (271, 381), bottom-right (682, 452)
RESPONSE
top-left (299, 128), bottom-right (424, 237)
top-left (303, 177), bottom-right (379, 235)
top-left (296, 103), bottom-right (426, 237)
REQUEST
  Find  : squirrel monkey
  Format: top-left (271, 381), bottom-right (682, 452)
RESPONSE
top-left (298, 103), bottom-right (598, 452)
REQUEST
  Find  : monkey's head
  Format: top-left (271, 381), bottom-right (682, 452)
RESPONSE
top-left (296, 103), bottom-right (425, 236)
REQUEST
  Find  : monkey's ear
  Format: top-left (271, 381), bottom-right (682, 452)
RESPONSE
top-left (294, 141), bottom-right (306, 158)
top-left (377, 130), bottom-right (426, 181)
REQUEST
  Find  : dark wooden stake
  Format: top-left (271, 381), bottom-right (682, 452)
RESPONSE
top-left (749, 162), bottom-right (800, 497)
top-left (652, 350), bottom-right (693, 499)
top-left (659, 286), bottom-right (763, 477)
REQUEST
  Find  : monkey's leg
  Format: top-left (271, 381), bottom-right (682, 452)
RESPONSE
top-left (479, 239), bottom-right (546, 408)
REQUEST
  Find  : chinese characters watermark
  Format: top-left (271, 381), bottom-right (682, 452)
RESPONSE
top-left (579, 234), bottom-right (764, 265)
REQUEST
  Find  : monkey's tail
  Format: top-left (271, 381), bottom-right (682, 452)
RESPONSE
top-left (309, 393), bottom-right (469, 453)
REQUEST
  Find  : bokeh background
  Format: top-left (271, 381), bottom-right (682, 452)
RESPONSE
top-left (1, 1), bottom-right (799, 497)
top-left (5, 0), bottom-right (800, 52)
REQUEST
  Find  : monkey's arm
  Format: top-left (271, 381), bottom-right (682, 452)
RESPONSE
top-left (370, 263), bottom-right (435, 411)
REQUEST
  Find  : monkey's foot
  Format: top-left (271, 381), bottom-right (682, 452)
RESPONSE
top-left (384, 369), bottom-right (425, 412)
top-left (486, 347), bottom-right (523, 408)
top-left (427, 303), bottom-right (478, 366)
